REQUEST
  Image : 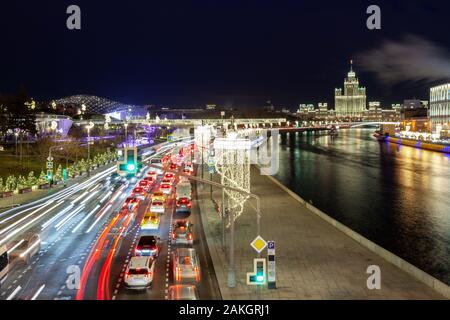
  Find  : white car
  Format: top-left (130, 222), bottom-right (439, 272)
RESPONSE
top-left (160, 179), bottom-right (173, 195)
top-left (172, 220), bottom-right (194, 245)
top-left (176, 183), bottom-right (192, 201)
top-left (150, 200), bottom-right (165, 213)
top-left (183, 164), bottom-right (194, 175)
top-left (173, 248), bottom-right (201, 284)
top-left (168, 285), bottom-right (199, 300)
top-left (146, 170), bottom-right (158, 181)
top-left (124, 256), bottom-right (155, 290)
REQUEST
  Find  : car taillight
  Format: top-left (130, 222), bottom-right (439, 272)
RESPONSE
top-left (125, 272), bottom-right (130, 278)
top-left (176, 267), bottom-right (182, 281)
top-left (187, 233), bottom-right (193, 240)
top-left (172, 232), bottom-right (176, 239)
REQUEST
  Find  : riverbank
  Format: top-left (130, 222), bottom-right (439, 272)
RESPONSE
top-left (275, 129), bottom-right (450, 287)
top-left (374, 133), bottom-right (450, 153)
top-left (196, 165), bottom-right (448, 299)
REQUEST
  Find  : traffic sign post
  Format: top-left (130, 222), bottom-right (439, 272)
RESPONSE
top-left (46, 169), bottom-right (53, 184)
top-left (246, 258), bottom-right (267, 286)
top-left (250, 236), bottom-right (267, 254)
top-left (267, 241), bottom-right (276, 289)
top-left (208, 157), bottom-right (215, 174)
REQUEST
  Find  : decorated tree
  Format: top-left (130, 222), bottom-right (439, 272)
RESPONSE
top-left (28, 171), bottom-right (38, 186)
top-left (87, 158), bottom-right (94, 170)
top-left (67, 164), bottom-right (76, 178)
top-left (73, 162), bottom-right (82, 175)
top-left (17, 175), bottom-right (28, 190)
top-left (98, 153), bottom-right (106, 165)
top-left (5, 175), bottom-right (16, 191)
top-left (54, 164), bottom-right (63, 182)
top-left (38, 170), bottom-right (47, 184)
top-left (79, 159), bottom-right (87, 173)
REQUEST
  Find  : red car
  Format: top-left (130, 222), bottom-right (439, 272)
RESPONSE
top-left (139, 180), bottom-right (149, 187)
top-left (132, 187), bottom-right (146, 199)
top-left (147, 171), bottom-right (158, 180)
top-left (123, 197), bottom-right (140, 211)
top-left (164, 172), bottom-right (175, 179)
top-left (176, 197), bottom-right (192, 209)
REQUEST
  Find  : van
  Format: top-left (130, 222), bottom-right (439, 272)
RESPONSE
top-left (150, 157), bottom-right (164, 175)
top-left (176, 183), bottom-right (192, 201)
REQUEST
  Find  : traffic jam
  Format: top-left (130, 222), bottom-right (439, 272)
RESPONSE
top-left (118, 144), bottom-right (200, 300)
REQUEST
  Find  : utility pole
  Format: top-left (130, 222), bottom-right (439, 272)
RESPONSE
top-left (222, 188), bottom-right (226, 250)
top-left (14, 132), bottom-right (18, 156)
top-left (227, 201), bottom-right (236, 288)
top-left (87, 127), bottom-right (91, 177)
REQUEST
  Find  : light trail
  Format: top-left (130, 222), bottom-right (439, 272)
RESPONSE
top-left (71, 184), bottom-right (100, 205)
top-left (71, 205), bottom-right (100, 233)
top-left (55, 205), bottom-right (85, 231)
top-left (30, 284), bottom-right (46, 300)
top-left (99, 191), bottom-right (113, 204)
top-left (6, 286), bottom-right (22, 300)
top-left (0, 182), bottom-right (80, 219)
top-left (80, 188), bottom-right (100, 205)
top-left (19, 239), bottom-right (41, 258)
top-left (7, 239), bottom-right (25, 254)
top-left (97, 210), bottom-right (135, 300)
top-left (0, 201), bottom-right (55, 236)
top-left (76, 209), bottom-right (127, 300)
top-left (85, 204), bottom-right (112, 233)
top-left (0, 201), bottom-right (64, 247)
top-left (41, 204), bottom-right (74, 230)
top-left (0, 203), bottom-right (47, 225)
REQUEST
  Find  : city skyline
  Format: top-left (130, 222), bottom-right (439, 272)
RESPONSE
top-left (1, 1), bottom-right (449, 108)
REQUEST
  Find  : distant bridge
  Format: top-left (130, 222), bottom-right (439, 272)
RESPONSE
top-left (346, 122), bottom-right (399, 128)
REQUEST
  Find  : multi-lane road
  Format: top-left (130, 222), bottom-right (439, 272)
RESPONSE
top-left (0, 142), bottom-right (220, 300)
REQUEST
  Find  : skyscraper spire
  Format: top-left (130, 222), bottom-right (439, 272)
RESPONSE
top-left (348, 59), bottom-right (356, 78)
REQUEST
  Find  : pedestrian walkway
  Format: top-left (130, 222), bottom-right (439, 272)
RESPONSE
top-left (196, 166), bottom-right (447, 300)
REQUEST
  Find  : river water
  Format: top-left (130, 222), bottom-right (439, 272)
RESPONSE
top-left (274, 128), bottom-right (450, 285)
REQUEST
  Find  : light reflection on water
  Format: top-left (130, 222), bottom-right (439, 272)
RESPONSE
top-left (275, 128), bottom-right (450, 285)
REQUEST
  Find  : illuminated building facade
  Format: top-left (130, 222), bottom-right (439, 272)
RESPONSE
top-left (430, 83), bottom-right (450, 137)
top-left (335, 62), bottom-right (366, 118)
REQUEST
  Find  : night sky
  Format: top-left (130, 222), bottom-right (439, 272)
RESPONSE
top-left (0, 0), bottom-right (449, 108)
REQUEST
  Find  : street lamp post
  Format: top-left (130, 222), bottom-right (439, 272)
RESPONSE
top-left (87, 126), bottom-right (91, 168)
top-left (14, 132), bottom-right (18, 156)
top-left (86, 122), bottom-right (95, 177)
top-left (227, 201), bottom-right (236, 288)
top-left (124, 123), bottom-right (129, 147)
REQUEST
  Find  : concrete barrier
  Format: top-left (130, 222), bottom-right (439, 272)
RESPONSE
top-left (263, 171), bottom-right (450, 299)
